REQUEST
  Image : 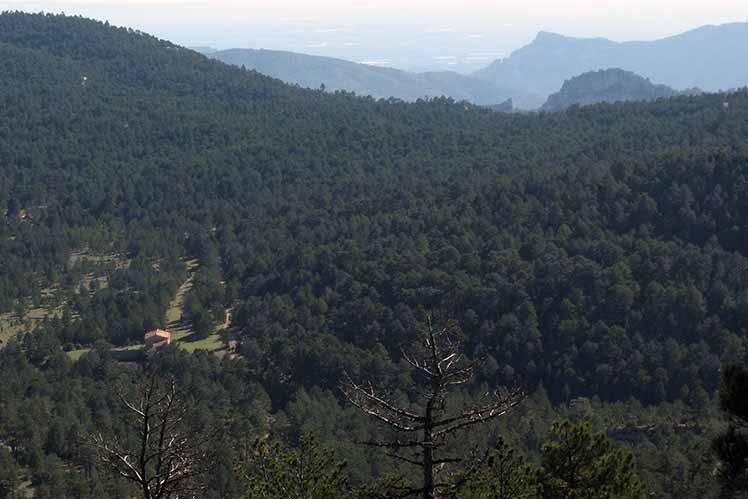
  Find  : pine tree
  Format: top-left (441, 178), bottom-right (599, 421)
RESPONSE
top-left (540, 421), bottom-right (645, 499)
top-left (458, 438), bottom-right (539, 499)
top-left (239, 434), bottom-right (349, 499)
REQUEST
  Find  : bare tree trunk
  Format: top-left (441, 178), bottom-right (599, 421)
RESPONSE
top-left (141, 393), bottom-right (152, 499)
top-left (423, 395), bottom-right (434, 499)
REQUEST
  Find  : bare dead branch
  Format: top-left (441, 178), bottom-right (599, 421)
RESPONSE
top-left (355, 439), bottom-right (423, 449)
top-left (90, 372), bottom-right (212, 499)
top-left (386, 452), bottom-right (425, 467)
top-left (342, 314), bottom-right (525, 499)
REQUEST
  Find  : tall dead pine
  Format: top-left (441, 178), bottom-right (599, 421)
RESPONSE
top-left (342, 316), bottom-right (525, 499)
top-left (90, 373), bottom-right (209, 499)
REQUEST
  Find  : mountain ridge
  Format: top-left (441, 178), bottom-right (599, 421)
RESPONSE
top-left (474, 21), bottom-right (748, 107)
top-left (207, 47), bottom-right (511, 105)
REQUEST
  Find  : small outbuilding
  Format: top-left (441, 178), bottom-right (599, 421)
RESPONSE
top-left (144, 329), bottom-right (171, 351)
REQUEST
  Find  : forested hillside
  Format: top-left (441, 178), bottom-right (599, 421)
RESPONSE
top-left (541, 68), bottom-right (678, 111)
top-left (1, 12), bottom-right (748, 498)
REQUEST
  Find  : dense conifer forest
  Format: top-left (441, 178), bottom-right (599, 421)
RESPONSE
top-left (1, 12), bottom-right (748, 498)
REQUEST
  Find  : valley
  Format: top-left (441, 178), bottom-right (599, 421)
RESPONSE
top-left (0, 11), bottom-right (747, 499)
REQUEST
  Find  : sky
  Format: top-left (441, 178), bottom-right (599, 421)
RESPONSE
top-left (2, 0), bottom-right (748, 72)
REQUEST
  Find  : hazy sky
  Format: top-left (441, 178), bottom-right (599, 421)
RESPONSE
top-left (3, 0), bottom-right (748, 72)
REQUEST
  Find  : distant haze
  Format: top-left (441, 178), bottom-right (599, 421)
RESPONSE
top-left (2, 0), bottom-right (748, 72)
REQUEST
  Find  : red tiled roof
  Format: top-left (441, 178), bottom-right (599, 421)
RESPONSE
top-left (144, 329), bottom-right (171, 340)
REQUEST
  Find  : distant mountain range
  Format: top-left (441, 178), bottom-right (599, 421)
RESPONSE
top-left (202, 48), bottom-right (509, 106)
top-left (540, 69), bottom-right (679, 112)
top-left (474, 22), bottom-right (748, 108)
top-left (199, 22), bottom-right (748, 110)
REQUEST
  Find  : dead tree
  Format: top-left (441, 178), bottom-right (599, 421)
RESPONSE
top-left (342, 316), bottom-right (525, 499)
top-left (90, 373), bottom-right (209, 499)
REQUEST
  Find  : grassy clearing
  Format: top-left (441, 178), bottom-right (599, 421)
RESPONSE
top-left (48, 251), bottom-right (234, 362)
top-left (174, 330), bottom-right (226, 354)
top-left (165, 258), bottom-right (199, 334)
top-left (165, 259), bottom-right (228, 355)
top-left (165, 259), bottom-right (227, 353)
top-left (66, 258), bottom-right (231, 361)
top-left (67, 332), bottom-right (230, 361)
top-left (66, 348), bottom-right (90, 361)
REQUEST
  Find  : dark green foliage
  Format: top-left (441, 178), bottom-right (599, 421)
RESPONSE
top-left (713, 365), bottom-right (748, 496)
top-left (238, 434), bottom-right (349, 499)
top-left (718, 365), bottom-right (748, 425)
top-left (458, 421), bottom-right (647, 499)
top-left (184, 240), bottom-right (226, 339)
top-left (0, 447), bottom-right (19, 499)
top-left (539, 421), bottom-right (645, 499)
top-left (458, 439), bottom-right (539, 499)
top-left (0, 340), bottom-right (263, 498)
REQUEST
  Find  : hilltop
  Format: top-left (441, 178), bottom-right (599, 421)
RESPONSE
top-left (541, 68), bottom-right (678, 111)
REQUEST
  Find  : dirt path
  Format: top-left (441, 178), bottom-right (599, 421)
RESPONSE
top-left (221, 307), bottom-right (233, 330)
top-left (165, 259), bottom-right (199, 336)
